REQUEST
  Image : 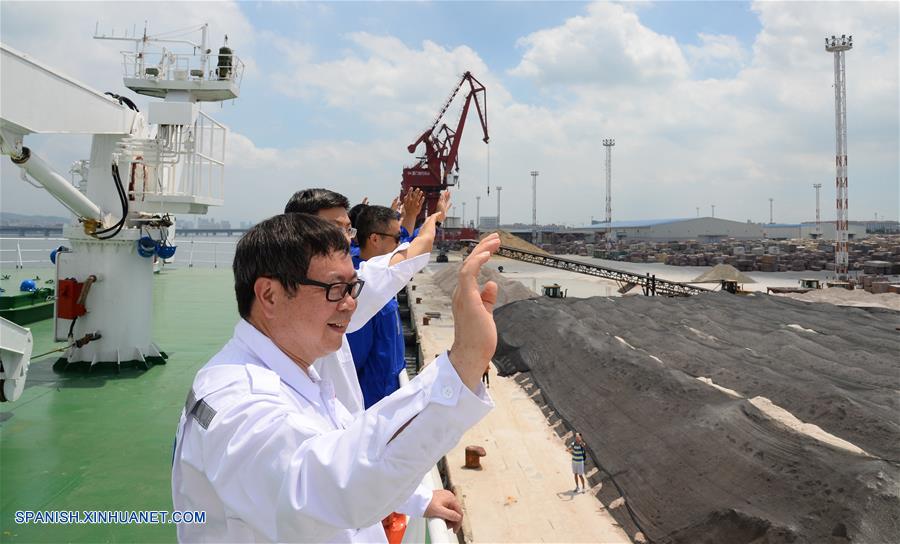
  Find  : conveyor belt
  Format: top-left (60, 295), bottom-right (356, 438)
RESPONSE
top-left (464, 242), bottom-right (710, 297)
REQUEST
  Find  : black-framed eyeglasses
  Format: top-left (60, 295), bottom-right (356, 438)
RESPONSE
top-left (297, 277), bottom-right (365, 302)
top-left (374, 232), bottom-right (402, 243)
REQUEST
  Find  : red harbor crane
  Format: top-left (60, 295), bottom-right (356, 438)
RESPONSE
top-left (402, 71), bottom-right (489, 219)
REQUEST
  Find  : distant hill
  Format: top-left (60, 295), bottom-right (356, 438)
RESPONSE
top-left (0, 212), bottom-right (69, 226)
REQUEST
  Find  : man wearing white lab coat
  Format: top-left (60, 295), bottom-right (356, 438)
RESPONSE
top-left (283, 188), bottom-right (451, 520)
top-left (283, 188), bottom-right (450, 419)
top-left (172, 213), bottom-right (500, 542)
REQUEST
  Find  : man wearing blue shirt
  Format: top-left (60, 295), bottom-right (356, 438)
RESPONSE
top-left (348, 205), bottom-right (411, 408)
top-left (348, 193), bottom-right (447, 407)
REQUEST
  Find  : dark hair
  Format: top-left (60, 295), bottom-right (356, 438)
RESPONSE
top-left (348, 202), bottom-right (368, 228)
top-left (284, 188), bottom-right (349, 214)
top-left (355, 205), bottom-right (400, 249)
top-left (233, 213), bottom-right (349, 318)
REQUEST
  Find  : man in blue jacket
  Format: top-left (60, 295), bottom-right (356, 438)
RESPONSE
top-left (348, 205), bottom-right (405, 408)
top-left (348, 193), bottom-right (448, 407)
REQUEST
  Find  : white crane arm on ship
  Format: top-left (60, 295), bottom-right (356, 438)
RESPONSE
top-left (0, 24), bottom-right (241, 396)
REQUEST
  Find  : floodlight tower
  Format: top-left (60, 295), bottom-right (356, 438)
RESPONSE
top-left (826, 34), bottom-right (852, 276)
top-left (602, 139), bottom-right (615, 226)
top-left (769, 198), bottom-right (774, 224)
top-left (813, 183), bottom-right (822, 237)
top-left (530, 170), bottom-right (539, 244)
top-left (711, 204), bottom-right (716, 218)
top-left (495, 186), bottom-right (503, 227)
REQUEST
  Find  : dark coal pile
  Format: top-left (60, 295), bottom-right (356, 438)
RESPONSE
top-left (493, 293), bottom-right (900, 544)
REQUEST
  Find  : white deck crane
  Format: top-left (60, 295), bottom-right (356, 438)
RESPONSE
top-left (0, 24), bottom-right (242, 394)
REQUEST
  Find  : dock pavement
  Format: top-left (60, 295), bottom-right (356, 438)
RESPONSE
top-left (407, 262), bottom-right (632, 543)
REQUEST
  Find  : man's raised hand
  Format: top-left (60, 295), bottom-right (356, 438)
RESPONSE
top-left (449, 233), bottom-right (501, 392)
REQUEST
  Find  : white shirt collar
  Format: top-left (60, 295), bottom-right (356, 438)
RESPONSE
top-left (233, 319), bottom-right (324, 408)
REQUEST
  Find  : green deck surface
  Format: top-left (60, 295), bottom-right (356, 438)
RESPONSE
top-left (1, 267), bottom-right (237, 543)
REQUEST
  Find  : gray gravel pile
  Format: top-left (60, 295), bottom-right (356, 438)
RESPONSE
top-left (493, 293), bottom-right (899, 544)
top-left (432, 262), bottom-right (537, 308)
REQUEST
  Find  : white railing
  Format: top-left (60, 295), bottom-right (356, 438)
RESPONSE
top-left (181, 239), bottom-right (237, 269)
top-left (120, 51), bottom-right (245, 88)
top-left (398, 370), bottom-right (457, 544)
top-left (187, 111), bottom-right (227, 202)
top-left (120, 110), bottom-right (227, 205)
top-left (0, 238), bottom-right (240, 270)
top-left (0, 238), bottom-right (67, 268)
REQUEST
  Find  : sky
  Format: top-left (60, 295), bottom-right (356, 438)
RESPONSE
top-left (1, 1), bottom-right (897, 227)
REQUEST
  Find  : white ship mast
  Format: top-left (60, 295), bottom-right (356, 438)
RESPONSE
top-left (0, 23), bottom-right (242, 385)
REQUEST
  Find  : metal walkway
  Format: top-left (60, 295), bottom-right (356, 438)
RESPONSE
top-left (467, 243), bottom-right (711, 297)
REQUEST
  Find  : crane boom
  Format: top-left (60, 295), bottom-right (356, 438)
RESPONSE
top-left (402, 71), bottom-right (489, 218)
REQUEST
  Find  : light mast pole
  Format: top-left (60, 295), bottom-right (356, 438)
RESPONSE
top-left (475, 195), bottom-right (481, 230)
top-left (826, 34), bottom-right (852, 276)
top-left (813, 183), bottom-right (822, 237)
top-left (530, 170), bottom-right (539, 245)
top-left (602, 139), bottom-right (615, 245)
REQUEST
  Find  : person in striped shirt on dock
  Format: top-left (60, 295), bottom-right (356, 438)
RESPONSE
top-left (567, 432), bottom-right (587, 493)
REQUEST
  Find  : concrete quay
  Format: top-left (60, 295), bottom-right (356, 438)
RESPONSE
top-left (407, 263), bottom-right (632, 543)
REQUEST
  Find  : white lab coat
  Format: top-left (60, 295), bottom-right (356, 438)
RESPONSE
top-left (310, 246), bottom-right (433, 516)
top-left (313, 244), bottom-right (429, 420)
top-left (172, 320), bottom-right (492, 543)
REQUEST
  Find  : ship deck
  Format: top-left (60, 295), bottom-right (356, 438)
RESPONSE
top-left (1, 267), bottom-right (236, 542)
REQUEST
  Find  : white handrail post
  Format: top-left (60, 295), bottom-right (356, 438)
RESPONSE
top-left (213, 242), bottom-right (217, 269)
top-left (189, 240), bottom-right (195, 268)
top-left (16, 242), bottom-right (23, 269)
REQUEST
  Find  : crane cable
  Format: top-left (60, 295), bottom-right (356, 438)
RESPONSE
top-left (486, 141), bottom-right (491, 196)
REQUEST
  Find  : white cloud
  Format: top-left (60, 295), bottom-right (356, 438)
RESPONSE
top-left (685, 33), bottom-right (748, 73)
top-left (268, 30), bottom-right (505, 128)
top-left (509, 2), bottom-right (689, 87)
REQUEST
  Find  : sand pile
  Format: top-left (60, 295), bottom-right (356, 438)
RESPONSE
top-left (480, 230), bottom-right (547, 255)
top-left (492, 293), bottom-right (899, 544)
top-left (692, 263), bottom-right (756, 284)
top-left (432, 262), bottom-right (537, 308)
top-left (780, 287), bottom-right (900, 311)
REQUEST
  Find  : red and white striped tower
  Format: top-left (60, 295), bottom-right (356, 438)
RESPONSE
top-left (826, 34), bottom-right (852, 276)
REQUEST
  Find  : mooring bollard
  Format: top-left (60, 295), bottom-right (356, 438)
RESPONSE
top-left (464, 445), bottom-right (487, 469)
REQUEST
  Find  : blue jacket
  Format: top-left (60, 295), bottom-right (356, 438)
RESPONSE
top-left (348, 253), bottom-right (406, 408)
top-left (399, 226), bottom-right (419, 244)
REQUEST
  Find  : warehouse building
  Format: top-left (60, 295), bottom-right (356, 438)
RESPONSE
top-left (587, 218), bottom-right (867, 242)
